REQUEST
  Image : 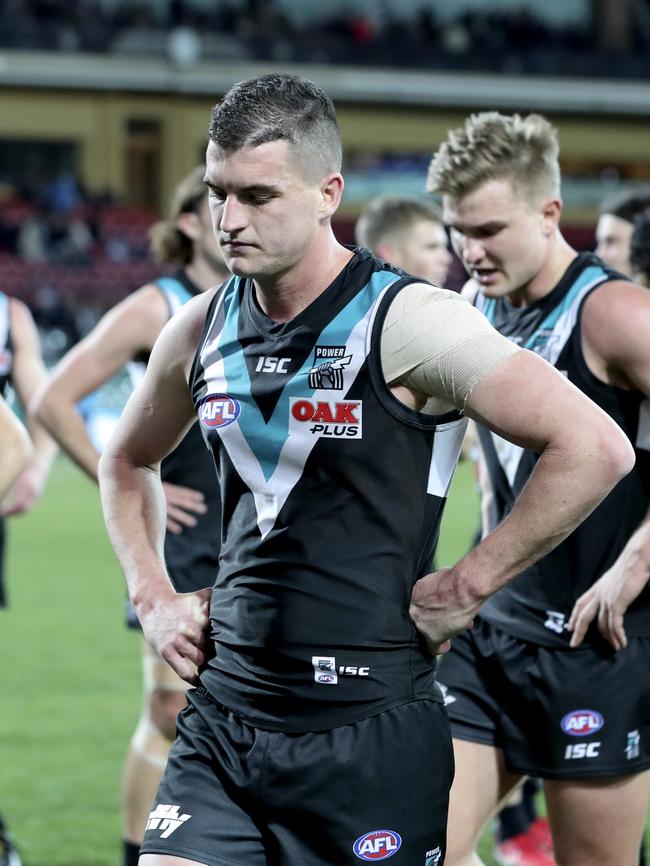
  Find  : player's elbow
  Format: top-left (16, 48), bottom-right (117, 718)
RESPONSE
top-left (583, 414), bottom-right (635, 491)
top-left (29, 382), bottom-right (56, 434)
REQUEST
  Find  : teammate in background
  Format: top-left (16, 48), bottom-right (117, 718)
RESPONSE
top-left (357, 191), bottom-right (551, 866)
top-left (595, 186), bottom-right (650, 277)
top-left (0, 291), bottom-right (57, 607)
top-left (98, 74), bottom-right (632, 866)
top-left (31, 167), bottom-right (227, 866)
top-left (0, 397), bottom-right (33, 866)
top-left (429, 112), bottom-right (650, 866)
top-left (0, 291), bottom-right (57, 866)
top-left (630, 207), bottom-right (650, 287)
top-left (355, 195), bottom-right (452, 285)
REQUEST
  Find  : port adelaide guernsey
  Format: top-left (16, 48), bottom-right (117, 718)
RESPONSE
top-left (189, 248), bottom-right (467, 732)
top-left (475, 252), bottom-right (650, 647)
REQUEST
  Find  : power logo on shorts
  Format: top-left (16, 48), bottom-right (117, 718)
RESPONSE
top-left (146, 804), bottom-right (192, 838)
top-left (353, 830), bottom-right (402, 860)
top-left (561, 709), bottom-right (604, 736)
top-left (199, 394), bottom-right (241, 429)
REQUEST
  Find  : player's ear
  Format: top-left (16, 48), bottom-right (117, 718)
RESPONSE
top-left (540, 197), bottom-right (562, 236)
top-left (319, 173), bottom-right (344, 220)
top-left (177, 211), bottom-right (201, 241)
top-left (375, 240), bottom-right (397, 263)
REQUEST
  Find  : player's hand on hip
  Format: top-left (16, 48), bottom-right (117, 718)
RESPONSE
top-left (409, 567), bottom-right (478, 656)
top-left (0, 465), bottom-right (45, 516)
top-left (568, 556), bottom-right (648, 650)
top-left (139, 588), bottom-right (212, 684)
top-left (162, 481), bottom-right (207, 534)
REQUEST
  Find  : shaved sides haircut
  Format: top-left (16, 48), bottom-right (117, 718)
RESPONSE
top-left (209, 73), bottom-right (342, 183)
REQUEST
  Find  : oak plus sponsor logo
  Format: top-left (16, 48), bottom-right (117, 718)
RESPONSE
top-left (198, 394), bottom-right (241, 430)
top-left (146, 804), bottom-right (191, 838)
top-left (353, 830), bottom-right (402, 861)
top-left (561, 709), bottom-right (604, 737)
top-left (308, 345), bottom-right (352, 390)
top-left (290, 397), bottom-right (362, 439)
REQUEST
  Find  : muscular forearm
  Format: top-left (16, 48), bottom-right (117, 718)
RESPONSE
top-left (26, 422), bottom-right (57, 476)
top-left (98, 451), bottom-right (174, 612)
top-left (34, 396), bottom-right (101, 482)
top-left (0, 415), bottom-right (32, 496)
top-left (457, 437), bottom-right (630, 603)
top-left (411, 434), bottom-right (631, 651)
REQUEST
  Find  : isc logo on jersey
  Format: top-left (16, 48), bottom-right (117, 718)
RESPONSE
top-left (289, 398), bottom-right (362, 439)
top-left (198, 394), bottom-right (241, 429)
top-left (561, 709), bottom-right (604, 737)
top-left (353, 830), bottom-right (402, 861)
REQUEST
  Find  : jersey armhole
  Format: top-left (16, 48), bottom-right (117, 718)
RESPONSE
top-left (367, 279), bottom-right (463, 431)
top-left (574, 280), bottom-right (628, 397)
top-left (187, 281), bottom-right (231, 404)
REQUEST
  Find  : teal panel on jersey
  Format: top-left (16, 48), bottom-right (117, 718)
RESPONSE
top-left (157, 276), bottom-right (192, 315)
top-left (218, 270), bottom-right (400, 481)
top-left (481, 297), bottom-right (496, 323)
top-left (524, 266), bottom-right (607, 350)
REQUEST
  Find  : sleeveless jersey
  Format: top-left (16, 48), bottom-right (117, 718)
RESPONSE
top-left (188, 248), bottom-right (467, 732)
top-left (475, 252), bottom-right (650, 647)
top-left (129, 271), bottom-right (222, 594)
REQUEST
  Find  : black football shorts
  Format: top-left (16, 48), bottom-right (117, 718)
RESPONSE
top-left (140, 686), bottom-right (454, 866)
top-left (436, 617), bottom-right (650, 779)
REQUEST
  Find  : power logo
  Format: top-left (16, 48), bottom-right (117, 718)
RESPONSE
top-left (290, 398), bottom-right (362, 439)
top-left (353, 830), bottom-right (402, 861)
top-left (198, 394), bottom-right (241, 430)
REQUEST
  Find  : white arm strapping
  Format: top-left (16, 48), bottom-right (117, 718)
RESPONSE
top-left (380, 283), bottom-right (520, 414)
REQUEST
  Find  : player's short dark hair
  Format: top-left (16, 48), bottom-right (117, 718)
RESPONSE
top-left (355, 196), bottom-right (443, 252)
top-left (599, 186), bottom-right (650, 224)
top-left (209, 74), bottom-right (342, 181)
top-left (630, 206), bottom-right (650, 281)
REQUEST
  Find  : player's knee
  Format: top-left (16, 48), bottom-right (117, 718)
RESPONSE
top-left (148, 688), bottom-right (187, 742)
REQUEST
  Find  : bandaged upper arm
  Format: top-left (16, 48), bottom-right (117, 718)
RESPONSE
top-left (381, 283), bottom-right (520, 413)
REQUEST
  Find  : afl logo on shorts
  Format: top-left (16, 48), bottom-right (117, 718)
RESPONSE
top-left (353, 830), bottom-right (402, 861)
top-left (561, 709), bottom-right (604, 737)
top-left (198, 394), bottom-right (241, 429)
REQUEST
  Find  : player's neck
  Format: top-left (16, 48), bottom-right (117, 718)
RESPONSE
top-left (509, 231), bottom-right (577, 308)
top-left (254, 232), bottom-right (353, 323)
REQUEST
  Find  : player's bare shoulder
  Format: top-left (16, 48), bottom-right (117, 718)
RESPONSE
top-left (582, 278), bottom-right (650, 356)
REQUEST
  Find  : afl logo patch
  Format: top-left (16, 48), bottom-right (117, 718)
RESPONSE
top-left (198, 394), bottom-right (240, 429)
top-left (561, 710), bottom-right (604, 737)
top-left (353, 830), bottom-right (402, 860)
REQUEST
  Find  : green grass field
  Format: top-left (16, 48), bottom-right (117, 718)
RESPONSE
top-left (3, 455), bottom-right (641, 865)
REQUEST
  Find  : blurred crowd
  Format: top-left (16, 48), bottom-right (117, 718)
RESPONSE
top-left (1, 0), bottom-right (649, 78)
top-left (0, 175), bottom-right (157, 363)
